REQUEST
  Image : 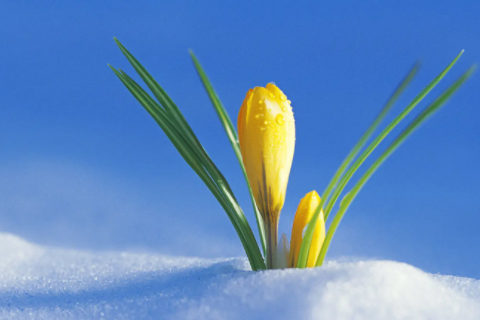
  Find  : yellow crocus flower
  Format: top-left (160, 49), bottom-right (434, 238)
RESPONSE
top-left (289, 190), bottom-right (326, 268)
top-left (237, 83), bottom-right (295, 268)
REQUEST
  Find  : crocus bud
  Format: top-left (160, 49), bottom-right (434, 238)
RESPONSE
top-left (237, 83), bottom-right (295, 268)
top-left (289, 190), bottom-right (326, 268)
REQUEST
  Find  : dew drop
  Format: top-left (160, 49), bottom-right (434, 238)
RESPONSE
top-left (255, 114), bottom-right (263, 119)
top-left (287, 100), bottom-right (291, 104)
top-left (269, 92), bottom-right (275, 98)
top-left (260, 127), bottom-right (266, 131)
top-left (280, 94), bottom-right (287, 102)
top-left (276, 114), bottom-right (285, 125)
top-left (282, 106), bottom-right (288, 112)
top-left (258, 99), bottom-right (264, 104)
top-left (264, 120), bottom-right (270, 125)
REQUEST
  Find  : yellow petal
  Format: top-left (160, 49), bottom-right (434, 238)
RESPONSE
top-left (237, 83), bottom-right (295, 268)
top-left (289, 190), bottom-right (326, 268)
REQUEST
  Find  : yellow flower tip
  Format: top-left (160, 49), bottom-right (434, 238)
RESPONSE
top-left (237, 83), bottom-right (296, 268)
top-left (289, 190), bottom-right (326, 268)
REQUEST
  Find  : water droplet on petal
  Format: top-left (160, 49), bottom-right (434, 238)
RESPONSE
top-left (258, 99), bottom-right (264, 104)
top-left (255, 114), bottom-right (263, 119)
top-left (287, 100), bottom-right (291, 104)
top-left (264, 120), bottom-right (270, 125)
top-left (282, 106), bottom-right (288, 112)
top-left (260, 127), bottom-right (266, 131)
top-left (276, 114), bottom-right (285, 125)
top-left (269, 92), bottom-right (275, 98)
top-left (280, 95), bottom-right (287, 102)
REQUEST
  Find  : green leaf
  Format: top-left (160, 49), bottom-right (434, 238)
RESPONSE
top-left (324, 51), bottom-right (463, 220)
top-left (114, 41), bottom-right (242, 210)
top-left (322, 63), bottom-right (419, 222)
top-left (113, 38), bottom-right (195, 140)
top-left (316, 65), bottom-right (475, 266)
top-left (112, 64), bottom-right (265, 270)
top-left (109, 41), bottom-right (266, 270)
top-left (296, 51), bottom-right (464, 269)
top-left (189, 51), bottom-right (267, 256)
top-left (114, 40), bottom-right (232, 195)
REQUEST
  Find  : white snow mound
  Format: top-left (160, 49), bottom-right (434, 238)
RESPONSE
top-left (0, 232), bottom-right (479, 320)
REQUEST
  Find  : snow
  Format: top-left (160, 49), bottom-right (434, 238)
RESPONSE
top-left (1, 233), bottom-right (480, 319)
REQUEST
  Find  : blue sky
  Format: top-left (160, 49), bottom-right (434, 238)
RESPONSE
top-left (0, 1), bottom-right (479, 277)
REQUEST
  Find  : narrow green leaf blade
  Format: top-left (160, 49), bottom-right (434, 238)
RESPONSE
top-left (189, 51), bottom-right (239, 154)
top-left (316, 66), bottom-right (475, 266)
top-left (321, 63), bottom-right (419, 221)
top-left (190, 51), bottom-right (267, 255)
top-left (113, 39), bottom-right (209, 157)
top-left (109, 64), bottom-right (266, 270)
top-left (113, 40), bottom-right (251, 233)
top-left (297, 51), bottom-right (463, 269)
top-left (324, 51), bottom-right (464, 219)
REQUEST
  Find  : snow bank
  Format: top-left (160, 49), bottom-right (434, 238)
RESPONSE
top-left (1, 232), bottom-right (479, 320)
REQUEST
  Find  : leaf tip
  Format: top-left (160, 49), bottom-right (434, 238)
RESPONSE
top-left (189, 50), bottom-right (198, 62)
top-left (465, 64), bottom-right (477, 77)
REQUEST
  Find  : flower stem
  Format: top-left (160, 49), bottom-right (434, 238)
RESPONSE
top-left (265, 216), bottom-right (278, 269)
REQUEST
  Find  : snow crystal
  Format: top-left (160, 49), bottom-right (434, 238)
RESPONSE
top-left (1, 232), bottom-right (479, 319)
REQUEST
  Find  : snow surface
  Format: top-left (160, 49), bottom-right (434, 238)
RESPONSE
top-left (1, 233), bottom-right (480, 320)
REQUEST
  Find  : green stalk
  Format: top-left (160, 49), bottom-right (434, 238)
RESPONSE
top-left (189, 51), bottom-right (267, 256)
top-left (316, 66), bottom-right (475, 266)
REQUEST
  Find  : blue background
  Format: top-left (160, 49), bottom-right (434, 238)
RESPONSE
top-left (0, 1), bottom-right (479, 277)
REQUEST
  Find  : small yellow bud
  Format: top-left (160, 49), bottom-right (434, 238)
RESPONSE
top-left (289, 191), bottom-right (326, 268)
